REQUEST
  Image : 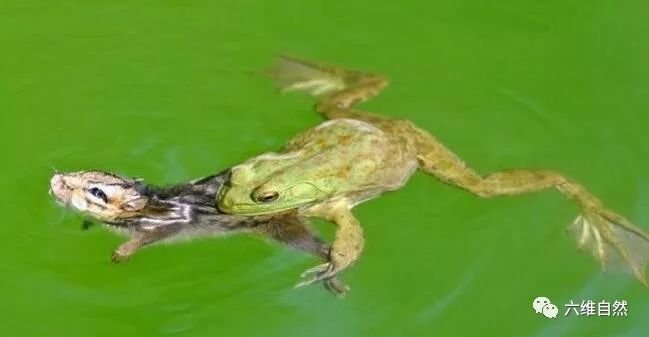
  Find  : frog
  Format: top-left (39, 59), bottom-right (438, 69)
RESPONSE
top-left (218, 56), bottom-right (649, 289)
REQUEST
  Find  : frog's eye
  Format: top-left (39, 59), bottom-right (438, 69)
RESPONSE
top-left (253, 191), bottom-right (279, 203)
top-left (87, 187), bottom-right (108, 203)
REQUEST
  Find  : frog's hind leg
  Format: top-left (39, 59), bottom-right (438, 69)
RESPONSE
top-left (412, 126), bottom-right (649, 285)
top-left (267, 56), bottom-right (389, 121)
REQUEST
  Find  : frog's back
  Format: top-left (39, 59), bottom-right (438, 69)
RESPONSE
top-left (284, 118), bottom-right (387, 153)
top-left (282, 118), bottom-right (418, 194)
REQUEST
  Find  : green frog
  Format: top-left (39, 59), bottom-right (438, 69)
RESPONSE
top-left (218, 56), bottom-right (649, 289)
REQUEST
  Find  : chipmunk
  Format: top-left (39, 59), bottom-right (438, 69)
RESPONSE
top-left (49, 170), bottom-right (349, 296)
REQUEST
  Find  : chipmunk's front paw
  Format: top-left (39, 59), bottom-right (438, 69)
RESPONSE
top-left (111, 251), bottom-right (131, 263)
top-left (111, 239), bottom-right (143, 264)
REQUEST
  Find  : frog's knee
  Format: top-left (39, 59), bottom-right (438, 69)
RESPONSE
top-left (463, 180), bottom-right (496, 198)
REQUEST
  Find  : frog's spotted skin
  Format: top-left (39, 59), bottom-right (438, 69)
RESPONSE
top-left (219, 56), bottom-right (649, 289)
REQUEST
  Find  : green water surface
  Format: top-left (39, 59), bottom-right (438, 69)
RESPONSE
top-left (1, 1), bottom-right (648, 336)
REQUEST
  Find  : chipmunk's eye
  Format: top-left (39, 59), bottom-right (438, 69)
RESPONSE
top-left (88, 187), bottom-right (108, 203)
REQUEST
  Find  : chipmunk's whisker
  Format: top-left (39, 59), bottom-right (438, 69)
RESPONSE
top-left (49, 162), bottom-right (59, 174)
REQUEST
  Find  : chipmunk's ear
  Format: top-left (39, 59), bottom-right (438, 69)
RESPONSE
top-left (123, 196), bottom-right (149, 211)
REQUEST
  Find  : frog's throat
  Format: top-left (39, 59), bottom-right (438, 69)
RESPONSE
top-left (220, 197), bottom-right (322, 216)
top-left (220, 203), bottom-right (300, 216)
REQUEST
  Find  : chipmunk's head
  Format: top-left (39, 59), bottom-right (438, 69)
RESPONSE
top-left (50, 171), bottom-right (149, 223)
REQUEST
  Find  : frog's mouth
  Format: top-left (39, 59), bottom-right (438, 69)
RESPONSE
top-left (221, 203), bottom-right (296, 216)
top-left (217, 195), bottom-right (295, 215)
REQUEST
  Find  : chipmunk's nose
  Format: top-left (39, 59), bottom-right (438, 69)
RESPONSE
top-left (50, 174), bottom-right (64, 196)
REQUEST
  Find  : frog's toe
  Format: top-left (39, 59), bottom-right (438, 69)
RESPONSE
top-left (281, 80), bottom-right (342, 96)
top-left (295, 263), bottom-right (340, 288)
top-left (299, 262), bottom-right (331, 278)
top-left (295, 263), bottom-right (350, 296)
top-left (269, 56), bottom-right (345, 97)
top-left (567, 209), bottom-right (649, 286)
top-left (323, 277), bottom-right (350, 298)
top-left (294, 275), bottom-right (325, 289)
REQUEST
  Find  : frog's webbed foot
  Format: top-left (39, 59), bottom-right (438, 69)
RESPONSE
top-left (296, 263), bottom-right (331, 288)
top-left (267, 56), bottom-right (389, 121)
top-left (253, 214), bottom-right (351, 296)
top-left (299, 262), bottom-right (331, 278)
top-left (295, 207), bottom-right (364, 292)
top-left (568, 208), bottom-right (649, 286)
top-left (323, 276), bottom-right (351, 298)
top-left (268, 56), bottom-right (346, 97)
top-left (294, 263), bottom-right (350, 297)
top-left (296, 234), bottom-right (363, 293)
top-left (296, 262), bottom-right (337, 285)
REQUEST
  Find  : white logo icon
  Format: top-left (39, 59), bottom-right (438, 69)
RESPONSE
top-left (533, 296), bottom-right (557, 318)
top-left (542, 303), bottom-right (559, 318)
top-left (533, 297), bottom-right (551, 314)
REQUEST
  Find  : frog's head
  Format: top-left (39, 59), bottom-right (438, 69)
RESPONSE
top-left (50, 171), bottom-right (149, 222)
top-left (218, 160), bottom-right (329, 215)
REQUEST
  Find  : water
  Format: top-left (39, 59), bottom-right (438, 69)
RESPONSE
top-left (1, 1), bottom-right (648, 336)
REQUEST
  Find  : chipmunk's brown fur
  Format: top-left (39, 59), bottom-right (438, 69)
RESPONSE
top-left (50, 170), bottom-right (349, 295)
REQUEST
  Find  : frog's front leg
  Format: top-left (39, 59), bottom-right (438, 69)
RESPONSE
top-left (295, 201), bottom-right (364, 288)
top-left (255, 213), bottom-right (350, 297)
